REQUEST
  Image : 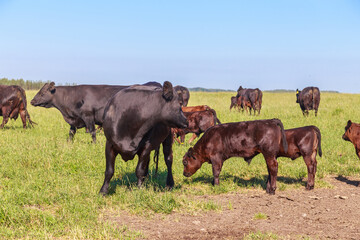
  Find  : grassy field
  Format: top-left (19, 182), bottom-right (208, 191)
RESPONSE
top-left (1, 90), bottom-right (360, 239)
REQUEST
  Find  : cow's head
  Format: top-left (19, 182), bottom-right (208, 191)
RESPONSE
top-left (342, 120), bottom-right (354, 141)
top-left (31, 82), bottom-right (56, 108)
top-left (161, 81), bottom-right (188, 128)
top-left (183, 147), bottom-right (203, 177)
top-left (296, 89), bottom-right (301, 103)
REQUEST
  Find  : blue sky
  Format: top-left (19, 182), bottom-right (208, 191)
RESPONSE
top-left (1, 0), bottom-right (359, 92)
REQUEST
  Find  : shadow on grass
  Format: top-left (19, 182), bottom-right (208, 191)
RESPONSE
top-left (106, 169), bottom-right (180, 195)
top-left (191, 173), bottom-right (306, 190)
top-left (335, 175), bottom-right (360, 187)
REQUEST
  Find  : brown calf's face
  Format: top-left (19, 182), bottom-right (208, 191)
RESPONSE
top-left (342, 120), bottom-right (353, 141)
top-left (31, 82), bottom-right (56, 108)
top-left (183, 147), bottom-right (202, 177)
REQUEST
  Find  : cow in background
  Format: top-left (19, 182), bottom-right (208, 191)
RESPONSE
top-left (174, 85), bottom-right (190, 107)
top-left (99, 82), bottom-right (188, 195)
top-left (0, 85), bottom-right (36, 128)
top-left (236, 86), bottom-right (263, 115)
top-left (342, 120), bottom-right (360, 159)
top-left (230, 96), bottom-right (240, 111)
top-left (296, 87), bottom-right (320, 116)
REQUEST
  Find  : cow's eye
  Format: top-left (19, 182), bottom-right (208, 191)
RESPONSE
top-left (183, 159), bottom-right (188, 166)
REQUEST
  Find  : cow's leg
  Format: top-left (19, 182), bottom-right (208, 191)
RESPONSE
top-left (180, 133), bottom-right (186, 143)
top-left (83, 115), bottom-right (97, 143)
top-left (163, 133), bottom-right (175, 188)
top-left (303, 154), bottom-right (317, 190)
top-left (19, 109), bottom-right (27, 128)
top-left (211, 157), bottom-right (223, 185)
top-left (265, 156), bottom-right (278, 194)
top-left (315, 109), bottom-right (318, 117)
top-left (68, 125), bottom-right (77, 141)
top-left (0, 106), bottom-right (11, 128)
top-left (356, 147), bottom-right (360, 160)
top-left (135, 146), bottom-right (151, 187)
top-left (99, 141), bottom-right (118, 195)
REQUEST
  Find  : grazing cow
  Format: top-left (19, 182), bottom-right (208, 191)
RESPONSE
top-left (230, 96), bottom-right (240, 111)
top-left (296, 87), bottom-right (320, 116)
top-left (0, 85), bottom-right (35, 128)
top-left (173, 109), bottom-right (221, 144)
top-left (342, 120), bottom-right (360, 159)
top-left (30, 82), bottom-right (159, 142)
top-left (99, 82), bottom-right (188, 195)
top-left (182, 119), bottom-right (288, 194)
top-left (236, 86), bottom-right (263, 114)
top-left (174, 85), bottom-right (190, 107)
top-left (277, 126), bottom-right (322, 190)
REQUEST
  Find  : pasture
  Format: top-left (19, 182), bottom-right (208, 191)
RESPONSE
top-left (1, 90), bottom-right (360, 239)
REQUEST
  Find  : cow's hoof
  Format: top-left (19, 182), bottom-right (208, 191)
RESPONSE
top-left (306, 185), bottom-right (314, 190)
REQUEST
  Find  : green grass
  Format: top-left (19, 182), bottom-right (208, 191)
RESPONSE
top-left (1, 90), bottom-right (360, 238)
top-left (253, 212), bottom-right (268, 220)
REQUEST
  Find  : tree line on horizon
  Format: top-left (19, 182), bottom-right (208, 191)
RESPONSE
top-left (0, 78), bottom-right (76, 90)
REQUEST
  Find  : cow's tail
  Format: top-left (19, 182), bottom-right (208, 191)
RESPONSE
top-left (257, 89), bottom-right (263, 114)
top-left (314, 126), bottom-right (322, 157)
top-left (274, 119), bottom-right (288, 153)
top-left (210, 109), bottom-right (221, 124)
top-left (154, 146), bottom-right (160, 176)
top-left (18, 87), bottom-right (37, 127)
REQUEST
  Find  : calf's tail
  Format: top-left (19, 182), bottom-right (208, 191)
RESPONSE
top-left (314, 127), bottom-right (322, 157)
top-left (274, 119), bottom-right (288, 153)
top-left (210, 109), bottom-right (221, 124)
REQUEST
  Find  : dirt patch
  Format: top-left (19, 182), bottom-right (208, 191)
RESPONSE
top-left (104, 176), bottom-right (360, 239)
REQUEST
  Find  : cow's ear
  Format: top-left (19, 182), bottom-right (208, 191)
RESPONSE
top-left (162, 81), bottom-right (174, 101)
top-left (49, 82), bottom-right (56, 93)
top-left (296, 89), bottom-right (299, 94)
top-left (347, 120), bottom-right (352, 126)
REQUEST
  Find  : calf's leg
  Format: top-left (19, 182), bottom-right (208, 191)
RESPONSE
top-left (303, 154), bottom-right (317, 190)
top-left (265, 156), bottom-right (278, 194)
top-left (99, 141), bottom-right (118, 195)
top-left (211, 156), bottom-right (223, 185)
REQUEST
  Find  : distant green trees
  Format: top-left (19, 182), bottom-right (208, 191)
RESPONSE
top-left (0, 78), bottom-right (76, 90)
top-left (0, 78), bottom-right (49, 90)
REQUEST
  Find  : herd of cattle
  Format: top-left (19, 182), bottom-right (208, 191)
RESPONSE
top-left (0, 82), bottom-right (358, 195)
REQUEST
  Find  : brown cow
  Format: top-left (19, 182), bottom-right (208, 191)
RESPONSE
top-left (236, 86), bottom-right (263, 115)
top-left (182, 119), bottom-right (288, 194)
top-left (173, 109), bottom-right (221, 144)
top-left (229, 96), bottom-right (239, 111)
top-left (342, 120), bottom-right (360, 159)
top-left (296, 87), bottom-right (320, 116)
top-left (277, 126), bottom-right (322, 190)
top-left (0, 85), bottom-right (36, 128)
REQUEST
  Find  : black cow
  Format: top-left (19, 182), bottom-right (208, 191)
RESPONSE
top-left (296, 87), bottom-right (320, 116)
top-left (0, 85), bottom-right (35, 128)
top-left (99, 81), bottom-right (188, 195)
top-left (174, 85), bottom-right (190, 107)
top-left (30, 82), bottom-right (160, 142)
top-left (236, 86), bottom-right (262, 115)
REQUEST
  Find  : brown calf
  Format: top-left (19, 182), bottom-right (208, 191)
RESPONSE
top-left (277, 126), bottom-right (322, 190)
top-left (182, 105), bottom-right (211, 112)
top-left (343, 120), bottom-right (360, 159)
top-left (173, 109), bottom-right (221, 144)
top-left (182, 119), bottom-right (288, 194)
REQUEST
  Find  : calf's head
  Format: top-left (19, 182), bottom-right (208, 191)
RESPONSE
top-left (343, 120), bottom-right (354, 141)
top-left (31, 82), bottom-right (56, 108)
top-left (161, 81), bottom-right (188, 128)
top-left (183, 147), bottom-right (203, 177)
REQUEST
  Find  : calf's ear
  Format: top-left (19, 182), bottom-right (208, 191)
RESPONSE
top-left (162, 81), bottom-right (174, 101)
top-left (347, 120), bottom-right (352, 126)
